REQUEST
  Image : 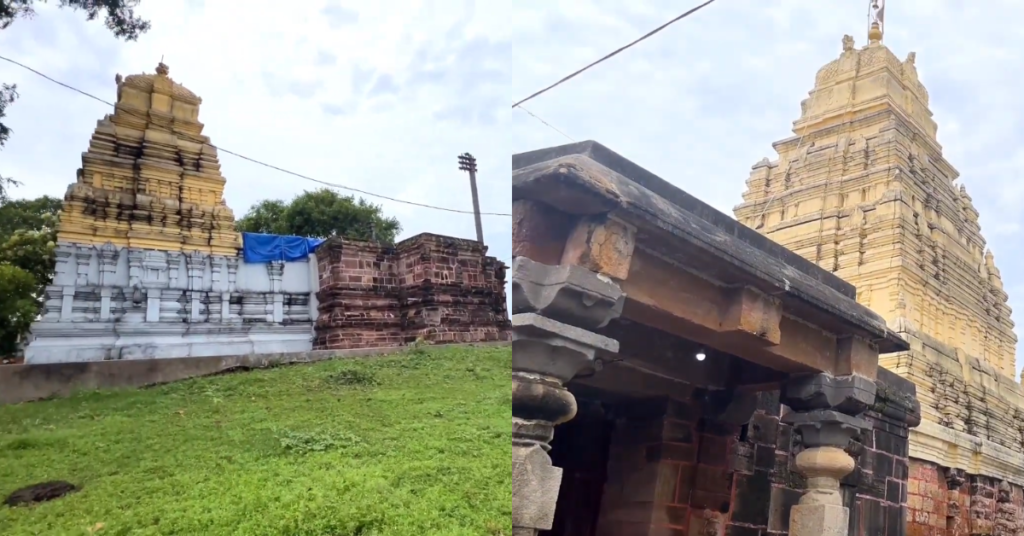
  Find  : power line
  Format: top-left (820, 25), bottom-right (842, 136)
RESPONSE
top-left (0, 54), bottom-right (512, 217)
top-left (515, 104), bottom-right (575, 143)
top-left (511, 0), bottom-right (719, 109)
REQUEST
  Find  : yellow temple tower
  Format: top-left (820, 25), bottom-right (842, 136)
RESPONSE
top-left (733, 23), bottom-right (1017, 379)
top-left (57, 62), bottom-right (241, 256)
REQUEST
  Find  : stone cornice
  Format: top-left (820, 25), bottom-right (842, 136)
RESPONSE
top-left (911, 421), bottom-right (1024, 486)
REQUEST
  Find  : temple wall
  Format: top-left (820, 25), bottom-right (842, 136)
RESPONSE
top-left (573, 367), bottom-right (918, 536)
top-left (730, 33), bottom-right (1024, 536)
top-left (24, 242), bottom-right (317, 363)
top-left (313, 233), bottom-right (510, 350)
top-left (883, 326), bottom-right (1024, 493)
top-left (904, 460), bottom-right (1024, 536)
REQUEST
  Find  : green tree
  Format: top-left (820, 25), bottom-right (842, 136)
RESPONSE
top-left (0, 194), bottom-right (61, 237)
top-left (1, 0), bottom-right (151, 199)
top-left (0, 195), bottom-right (59, 354)
top-left (237, 188), bottom-right (402, 244)
top-left (234, 199), bottom-right (288, 235)
top-left (0, 263), bottom-right (38, 356)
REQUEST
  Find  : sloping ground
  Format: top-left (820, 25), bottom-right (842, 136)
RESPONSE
top-left (0, 345), bottom-right (511, 536)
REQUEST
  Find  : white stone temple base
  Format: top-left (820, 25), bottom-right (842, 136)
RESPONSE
top-left (24, 242), bottom-right (319, 364)
top-left (24, 322), bottom-right (313, 364)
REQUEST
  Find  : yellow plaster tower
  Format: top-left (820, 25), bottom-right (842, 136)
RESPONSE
top-left (735, 20), bottom-right (1024, 483)
top-left (734, 23), bottom-right (1016, 377)
top-left (57, 62), bottom-right (241, 256)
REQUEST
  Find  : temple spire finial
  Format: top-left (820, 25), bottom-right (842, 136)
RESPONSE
top-left (868, 0), bottom-right (886, 44)
top-left (156, 55), bottom-right (169, 76)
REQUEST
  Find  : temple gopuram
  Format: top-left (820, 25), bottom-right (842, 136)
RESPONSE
top-left (26, 63), bottom-right (509, 364)
top-left (734, 21), bottom-right (1024, 535)
top-left (59, 62), bottom-right (240, 255)
top-left (24, 63), bottom-right (316, 363)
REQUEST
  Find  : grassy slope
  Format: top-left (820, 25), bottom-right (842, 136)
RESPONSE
top-left (0, 346), bottom-right (511, 536)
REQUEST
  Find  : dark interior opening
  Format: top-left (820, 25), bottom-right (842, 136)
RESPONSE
top-left (542, 398), bottom-right (616, 536)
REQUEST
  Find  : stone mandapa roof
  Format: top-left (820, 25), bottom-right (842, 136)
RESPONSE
top-left (513, 140), bottom-right (909, 354)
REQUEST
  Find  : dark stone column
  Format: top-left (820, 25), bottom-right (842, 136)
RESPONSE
top-left (511, 257), bottom-right (624, 536)
top-left (945, 468), bottom-right (966, 535)
top-left (781, 373), bottom-right (877, 536)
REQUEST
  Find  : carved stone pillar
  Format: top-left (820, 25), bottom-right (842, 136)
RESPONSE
top-left (225, 257), bottom-right (239, 321)
top-left (187, 251), bottom-right (208, 322)
top-left (73, 245), bottom-right (92, 287)
top-left (782, 373), bottom-right (877, 536)
top-left (124, 250), bottom-right (146, 323)
top-left (268, 261), bottom-right (285, 323)
top-left (945, 468), bottom-right (966, 535)
top-left (97, 242), bottom-right (118, 321)
top-left (995, 481), bottom-right (1017, 536)
top-left (511, 256), bottom-right (624, 536)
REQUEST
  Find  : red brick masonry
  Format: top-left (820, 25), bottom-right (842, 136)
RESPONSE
top-left (313, 233), bottom-right (510, 350)
top-left (905, 459), bottom-right (1024, 536)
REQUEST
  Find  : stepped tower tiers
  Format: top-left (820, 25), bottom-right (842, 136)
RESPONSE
top-left (734, 27), bottom-right (1016, 378)
top-left (734, 25), bottom-right (1024, 491)
top-left (25, 63), bottom-right (313, 364)
top-left (57, 62), bottom-right (241, 256)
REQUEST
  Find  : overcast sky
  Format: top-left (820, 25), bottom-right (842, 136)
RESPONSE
top-left (3, 1), bottom-right (1023, 373)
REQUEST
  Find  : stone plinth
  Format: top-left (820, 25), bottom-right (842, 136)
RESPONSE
top-left (57, 62), bottom-right (241, 256)
top-left (313, 233), bottom-right (509, 350)
top-left (24, 242), bottom-right (317, 363)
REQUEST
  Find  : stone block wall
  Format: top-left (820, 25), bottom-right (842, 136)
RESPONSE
top-left (903, 460), bottom-right (1024, 536)
top-left (25, 242), bottom-right (317, 363)
top-left (313, 233), bottom-right (509, 350)
top-left (568, 366), bottom-right (919, 536)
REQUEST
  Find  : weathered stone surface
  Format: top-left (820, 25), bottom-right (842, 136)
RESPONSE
top-left (513, 444), bottom-right (564, 531)
top-left (790, 503), bottom-right (850, 536)
top-left (559, 215), bottom-right (636, 281)
top-left (511, 256), bottom-right (624, 330)
top-left (783, 373), bottom-right (878, 415)
top-left (25, 243), bottom-right (315, 363)
top-left (58, 63), bottom-right (240, 255)
top-left (733, 26), bottom-right (1024, 494)
top-left (313, 233), bottom-right (509, 350)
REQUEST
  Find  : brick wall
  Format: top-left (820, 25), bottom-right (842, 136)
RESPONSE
top-left (590, 394), bottom-right (776, 536)
top-left (555, 367), bottom-right (920, 536)
top-left (904, 460), bottom-right (1024, 536)
top-left (313, 233), bottom-right (509, 350)
top-left (844, 381), bottom-right (913, 536)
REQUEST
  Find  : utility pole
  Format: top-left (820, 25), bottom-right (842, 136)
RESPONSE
top-left (458, 152), bottom-right (484, 245)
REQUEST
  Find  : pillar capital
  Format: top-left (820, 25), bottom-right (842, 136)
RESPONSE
top-left (511, 255), bottom-right (624, 536)
top-left (511, 256), bottom-right (624, 330)
top-left (782, 373), bottom-right (877, 416)
top-left (945, 467), bottom-right (966, 490)
top-left (783, 373), bottom-right (875, 536)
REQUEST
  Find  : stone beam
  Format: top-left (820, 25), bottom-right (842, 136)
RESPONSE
top-left (619, 247), bottom-right (869, 376)
top-left (513, 144), bottom-right (908, 380)
top-left (559, 214), bottom-right (636, 281)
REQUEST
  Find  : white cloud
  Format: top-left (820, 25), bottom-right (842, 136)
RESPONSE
top-left (4, 0), bottom-right (1024, 373)
top-left (500, 0), bottom-right (1024, 374)
top-left (0, 0), bottom-right (511, 261)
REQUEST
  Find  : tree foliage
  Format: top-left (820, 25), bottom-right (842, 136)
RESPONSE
top-left (1, 0), bottom-right (151, 198)
top-left (0, 83), bottom-right (19, 200)
top-left (0, 195), bottom-right (59, 355)
top-left (236, 188), bottom-right (402, 244)
top-left (0, 194), bottom-right (61, 236)
top-left (0, 263), bottom-right (38, 355)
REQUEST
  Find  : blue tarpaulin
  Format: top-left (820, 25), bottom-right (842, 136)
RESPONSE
top-left (242, 232), bottom-right (325, 263)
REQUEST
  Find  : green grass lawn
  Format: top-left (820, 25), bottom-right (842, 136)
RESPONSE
top-left (0, 345), bottom-right (511, 536)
